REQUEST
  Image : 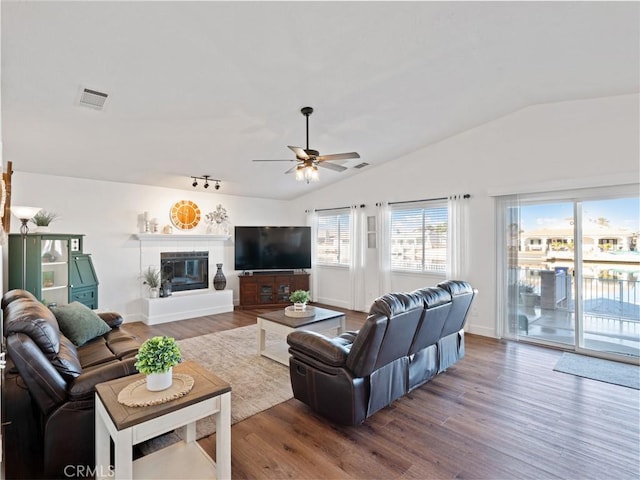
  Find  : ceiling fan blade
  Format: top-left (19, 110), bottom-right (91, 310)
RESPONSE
top-left (316, 152), bottom-right (360, 162)
top-left (252, 159), bottom-right (295, 162)
top-left (288, 146), bottom-right (309, 159)
top-left (318, 161), bottom-right (347, 172)
top-left (284, 165), bottom-right (298, 174)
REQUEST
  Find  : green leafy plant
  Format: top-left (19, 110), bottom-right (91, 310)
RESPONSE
top-left (289, 289), bottom-right (311, 304)
top-left (142, 266), bottom-right (161, 288)
top-left (30, 210), bottom-right (59, 226)
top-left (135, 336), bottom-right (181, 374)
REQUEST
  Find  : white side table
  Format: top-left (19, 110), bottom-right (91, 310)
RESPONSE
top-left (95, 361), bottom-right (231, 479)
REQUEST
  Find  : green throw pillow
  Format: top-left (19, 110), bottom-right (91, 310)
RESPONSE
top-left (51, 302), bottom-right (112, 347)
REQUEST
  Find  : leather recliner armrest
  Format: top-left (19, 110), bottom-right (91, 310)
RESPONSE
top-left (287, 330), bottom-right (351, 367)
top-left (68, 357), bottom-right (137, 401)
top-left (97, 311), bottom-right (124, 329)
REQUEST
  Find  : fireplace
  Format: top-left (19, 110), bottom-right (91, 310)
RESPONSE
top-left (160, 251), bottom-right (209, 292)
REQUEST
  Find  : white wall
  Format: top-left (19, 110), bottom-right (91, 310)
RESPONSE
top-left (5, 174), bottom-right (303, 321)
top-left (297, 94), bottom-right (640, 338)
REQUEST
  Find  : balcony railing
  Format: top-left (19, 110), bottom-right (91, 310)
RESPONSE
top-left (513, 268), bottom-right (639, 341)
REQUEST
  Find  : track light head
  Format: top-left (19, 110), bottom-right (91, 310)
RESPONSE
top-left (190, 175), bottom-right (221, 190)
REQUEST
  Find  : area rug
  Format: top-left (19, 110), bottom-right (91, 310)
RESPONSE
top-left (553, 352), bottom-right (639, 390)
top-left (138, 324), bottom-right (292, 454)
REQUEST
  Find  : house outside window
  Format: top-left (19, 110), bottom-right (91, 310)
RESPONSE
top-left (316, 211), bottom-right (351, 266)
top-left (391, 202), bottom-right (448, 273)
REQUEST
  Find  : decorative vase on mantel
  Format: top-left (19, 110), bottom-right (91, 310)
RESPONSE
top-left (213, 264), bottom-right (227, 290)
top-left (207, 221), bottom-right (229, 236)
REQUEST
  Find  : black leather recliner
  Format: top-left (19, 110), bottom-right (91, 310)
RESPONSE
top-left (2, 289), bottom-right (141, 478)
top-left (287, 280), bottom-right (476, 425)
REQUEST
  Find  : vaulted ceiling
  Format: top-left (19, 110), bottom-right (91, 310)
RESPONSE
top-left (2, 2), bottom-right (638, 200)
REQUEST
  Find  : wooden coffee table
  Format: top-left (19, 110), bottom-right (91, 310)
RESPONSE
top-left (257, 306), bottom-right (346, 365)
top-left (95, 361), bottom-right (231, 479)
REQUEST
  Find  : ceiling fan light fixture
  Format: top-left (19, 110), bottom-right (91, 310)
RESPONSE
top-left (295, 163), bottom-right (319, 184)
top-left (253, 106), bottom-right (359, 184)
top-left (309, 165), bottom-right (319, 182)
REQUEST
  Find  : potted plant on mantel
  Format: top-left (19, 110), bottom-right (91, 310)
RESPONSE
top-left (30, 210), bottom-right (59, 232)
top-left (134, 336), bottom-right (182, 391)
top-left (289, 289), bottom-right (311, 312)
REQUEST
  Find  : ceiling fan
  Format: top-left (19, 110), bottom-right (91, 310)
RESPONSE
top-left (253, 106), bottom-right (360, 183)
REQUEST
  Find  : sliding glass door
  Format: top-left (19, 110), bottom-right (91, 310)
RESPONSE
top-left (501, 188), bottom-right (639, 361)
top-left (578, 198), bottom-right (640, 357)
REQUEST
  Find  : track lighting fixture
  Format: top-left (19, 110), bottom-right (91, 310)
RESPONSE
top-left (190, 175), bottom-right (221, 190)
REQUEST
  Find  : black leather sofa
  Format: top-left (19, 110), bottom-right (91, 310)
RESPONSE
top-left (2, 289), bottom-right (141, 478)
top-left (287, 280), bottom-right (476, 425)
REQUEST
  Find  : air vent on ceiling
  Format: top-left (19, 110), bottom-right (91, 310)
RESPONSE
top-left (353, 162), bottom-right (369, 169)
top-left (79, 88), bottom-right (108, 109)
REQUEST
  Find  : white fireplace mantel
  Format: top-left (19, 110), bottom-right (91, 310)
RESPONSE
top-left (133, 233), bottom-right (230, 242)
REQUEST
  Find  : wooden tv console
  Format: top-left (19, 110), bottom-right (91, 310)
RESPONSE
top-left (238, 272), bottom-right (310, 309)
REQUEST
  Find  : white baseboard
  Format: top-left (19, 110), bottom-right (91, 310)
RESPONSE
top-left (465, 323), bottom-right (496, 338)
top-left (315, 296), bottom-right (350, 310)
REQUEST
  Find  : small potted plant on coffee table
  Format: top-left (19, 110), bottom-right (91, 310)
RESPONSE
top-left (289, 289), bottom-right (311, 312)
top-left (135, 336), bottom-right (182, 391)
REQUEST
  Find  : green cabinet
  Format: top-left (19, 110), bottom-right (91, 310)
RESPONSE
top-left (8, 233), bottom-right (99, 308)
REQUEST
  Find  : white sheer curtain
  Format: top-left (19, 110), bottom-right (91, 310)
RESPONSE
top-left (376, 201), bottom-right (391, 296)
top-left (349, 205), bottom-right (367, 311)
top-left (446, 194), bottom-right (470, 279)
top-left (306, 209), bottom-right (318, 302)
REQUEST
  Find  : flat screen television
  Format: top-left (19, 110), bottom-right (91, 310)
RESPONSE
top-left (234, 226), bottom-right (311, 272)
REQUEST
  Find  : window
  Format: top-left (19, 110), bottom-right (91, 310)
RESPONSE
top-left (391, 202), bottom-right (448, 273)
top-left (316, 211), bottom-right (351, 266)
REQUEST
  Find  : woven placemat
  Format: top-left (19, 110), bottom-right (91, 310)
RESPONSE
top-left (117, 374), bottom-right (195, 407)
top-left (284, 305), bottom-right (316, 318)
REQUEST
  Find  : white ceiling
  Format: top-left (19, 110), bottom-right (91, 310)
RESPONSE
top-left (2, 1), bottom-right (638, 200)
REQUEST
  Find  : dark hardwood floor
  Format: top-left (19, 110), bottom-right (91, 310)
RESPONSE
top-left (127, 305), bottom-right (640, 480)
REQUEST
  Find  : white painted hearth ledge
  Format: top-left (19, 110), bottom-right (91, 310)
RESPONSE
top-left (142, 289), bottom-right (233, 325)
top-left (133, 233), bottom-right (230, 241)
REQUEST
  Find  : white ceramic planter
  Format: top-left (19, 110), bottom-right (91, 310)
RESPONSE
top-left (293, 302), bottom-right (307, 312)
top-left (146, 367), bottom-right (173, 391)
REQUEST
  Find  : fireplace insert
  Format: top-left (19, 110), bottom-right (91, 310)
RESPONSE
top-left (160, 251), bottom-right (209, 292)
